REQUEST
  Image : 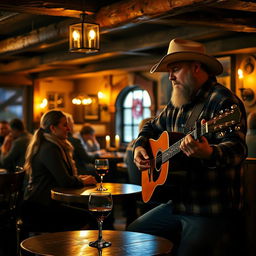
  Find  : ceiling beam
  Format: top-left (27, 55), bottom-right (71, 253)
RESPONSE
top-left (31, 33), bottom-right (256, 79)
top-left (0, 26), bottom-right (224, 74)
top-left (210, 0), bottom-right (256, 12)
top-left (0, 19), bottom-right (74, 55)
top-left (95, 0), bottom-right (221, 28)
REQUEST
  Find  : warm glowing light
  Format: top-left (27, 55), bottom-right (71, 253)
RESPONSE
top-left (88, 29), bottom-right (96, 40)
top-left (72, 96), bottom-right (92, 105)
top-left (115, 134), bottom-right (120, 149)
top-left (238, 69), bottom-right (244, 79)
top-left (72, 30), bottom-right (80, 41)
top-left (98, 91), bottom-right (104, 99)
top-left (69, 13), bottom-right (100, 53)
top-left (72, 98), bottom-right (82, 105)
top-left (82, 98), bottom-right (92, 105)
top-left (40, 98), bottom-right (48, 109)
top-left (105, 135), bottom-right (110, 149)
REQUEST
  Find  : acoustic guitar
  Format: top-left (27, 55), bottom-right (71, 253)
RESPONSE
top-left (141, 105), bottom-right (241, 203)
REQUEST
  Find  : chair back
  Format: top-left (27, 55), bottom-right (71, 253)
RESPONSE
top-left (0, 168), bottom-right (25, 222)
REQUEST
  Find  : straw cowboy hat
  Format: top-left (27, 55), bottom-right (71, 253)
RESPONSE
top-left (150, 38), bottom-right (223, 75)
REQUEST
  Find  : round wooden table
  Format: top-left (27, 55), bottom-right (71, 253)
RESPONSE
top-left (20, 230), bottom-right (173, 256)
top-left (51, 183), bottom-right (142, 204)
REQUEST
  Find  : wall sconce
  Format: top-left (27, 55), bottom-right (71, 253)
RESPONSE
top-left (72, 95), bottom-right (92, 105)
top-left (69, 12), bottom-right (100, 53)
top-left (98, 91), bottom-right (108, 111)
top-left (40, 98), bottom-right (48, 109)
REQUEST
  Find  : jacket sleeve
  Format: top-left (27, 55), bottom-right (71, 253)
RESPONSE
top-left (39, 143), bottom-right (83, 187)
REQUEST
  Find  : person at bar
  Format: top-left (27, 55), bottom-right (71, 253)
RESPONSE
top-left (127, 38), bottom-right (247, 256)
top-left (79, 124), bottom-right (106, 157)
top-left (0, 118), bottom-right (32, 172)
top-left (65, 112), bottom-right (97, 176)
top-left (21, 110), bottom-right (97, 233)
top-left (0, 120), bottom-right (10, 147)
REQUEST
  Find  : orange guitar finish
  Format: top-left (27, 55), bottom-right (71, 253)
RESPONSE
top-left (142, 131), bottom-right (169, 203)
top-left (141, 105), bottom-right (241, 203)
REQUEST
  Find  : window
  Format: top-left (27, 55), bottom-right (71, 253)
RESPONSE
top-left (0, 88), bottom-right (23, 121)
top-left (122, 88), bottom-right (151, 143)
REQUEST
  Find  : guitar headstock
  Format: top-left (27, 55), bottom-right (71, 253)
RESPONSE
top-left (206, 105), bottom-right (241, 134)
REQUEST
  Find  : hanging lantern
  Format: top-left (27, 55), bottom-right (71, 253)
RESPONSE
top-left (69, 12), bottom-right (100, 53)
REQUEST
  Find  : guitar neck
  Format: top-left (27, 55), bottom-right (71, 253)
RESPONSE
top-left (161, 123), bottom-right (207, 164)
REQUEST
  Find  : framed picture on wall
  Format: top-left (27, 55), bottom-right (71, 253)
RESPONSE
top-left (84, 95), bottom-right (100, 121)
top-left (47, 92), bottom-right (65, 109)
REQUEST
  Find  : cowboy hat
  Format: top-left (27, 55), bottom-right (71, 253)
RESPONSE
top-left (150, 38), bottom-right (223, 75)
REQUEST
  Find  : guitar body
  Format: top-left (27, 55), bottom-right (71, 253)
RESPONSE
top-left (141, 105), bottom-right (241, 203)
top-left (142, 131), bottom-right (169, 203)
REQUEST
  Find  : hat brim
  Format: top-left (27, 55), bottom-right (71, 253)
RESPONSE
top-left (150, 52), bottom-right (223, 75)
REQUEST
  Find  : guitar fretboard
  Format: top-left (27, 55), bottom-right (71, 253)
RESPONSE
top-left (160, 123), bottom-right (207, 164)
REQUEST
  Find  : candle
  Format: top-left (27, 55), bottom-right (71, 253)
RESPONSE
top-left (115, 135), bottom-right (120, 149)
top-left (238, 69), bottom-right (244, 88)
top-left (106, 135), bottom-right (110, 149)
top-left (72, 30), bottom-right (80, 48)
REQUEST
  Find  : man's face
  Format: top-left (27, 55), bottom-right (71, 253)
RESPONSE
top-left (0, 123), bottom-right (10, 137)
top-left (167, 62), bottom-right (196, 108)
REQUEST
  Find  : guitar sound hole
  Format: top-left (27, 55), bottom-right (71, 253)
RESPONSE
top-left (153, 151), bottom-right (162, 182)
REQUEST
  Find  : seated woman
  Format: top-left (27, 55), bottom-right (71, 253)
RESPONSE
top-left (21, 110), bottom-right (97, 233)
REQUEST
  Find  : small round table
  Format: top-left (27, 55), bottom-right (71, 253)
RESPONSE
top-left (20, 230), bottom-right (173, 256)
top-left (51, 183), bottom-right (142, 204)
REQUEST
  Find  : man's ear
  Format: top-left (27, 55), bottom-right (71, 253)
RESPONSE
top-left (193, 62), bottom-right (201, 73)
top-left (49, 124), bottom-right (56, 134)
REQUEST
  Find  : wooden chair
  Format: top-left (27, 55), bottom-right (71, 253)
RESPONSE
top-left (0, 168), bottom-right (25, 256)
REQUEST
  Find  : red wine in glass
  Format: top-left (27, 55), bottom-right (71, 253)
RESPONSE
top-left (95, 159), bottom-right (109, 191)
top-left (89, 207), bottom-right (112, 222)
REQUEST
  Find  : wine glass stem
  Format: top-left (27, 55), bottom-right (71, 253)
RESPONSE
top-left (100, 176), bottom-right (104, 189)
top-left (98, 220), bottom-right (103, 242)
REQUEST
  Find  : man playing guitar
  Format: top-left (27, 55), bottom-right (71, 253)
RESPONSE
top-left (127, 38), bottom-right (247, 256)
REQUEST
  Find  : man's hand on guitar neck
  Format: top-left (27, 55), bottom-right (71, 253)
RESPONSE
top-left (133, 146), bottom-right (151, 171)
top-left (180, 134), bottom-right (213, 159)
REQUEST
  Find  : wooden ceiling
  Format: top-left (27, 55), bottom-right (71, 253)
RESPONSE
top-left (1, 0), bottom-right (256, 79)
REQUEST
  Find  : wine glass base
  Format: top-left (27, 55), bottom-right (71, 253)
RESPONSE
top-left (89, 240), bottom-right (111, 249)
top-left (96, 187), bottom-right (108, 191)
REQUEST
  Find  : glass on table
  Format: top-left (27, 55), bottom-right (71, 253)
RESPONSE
top-left (95, 159), bottom-right (109, 191)
top-left (88, 192), bottom-right (113, 248)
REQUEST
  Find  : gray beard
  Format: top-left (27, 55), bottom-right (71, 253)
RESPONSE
top-left (170, 72), bottom-right (195, 108)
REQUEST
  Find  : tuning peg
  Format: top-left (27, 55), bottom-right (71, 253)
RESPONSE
top-left (219, 110), bottom-right (224, 114)
top-left (231, 104), bottom-right (237, 110)
top-left (219, 131), bottom-right (226, 137)
top-left (235, 126), bottom-right (240, 131)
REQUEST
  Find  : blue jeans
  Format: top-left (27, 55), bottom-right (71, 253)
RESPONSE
top-left (127, 201), bottom-right (244, 256)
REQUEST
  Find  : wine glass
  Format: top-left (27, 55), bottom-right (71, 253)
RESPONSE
top-left (95, 159), bottom-right (109, 191)
top-left (88, 192), bottom-right (113, 248)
